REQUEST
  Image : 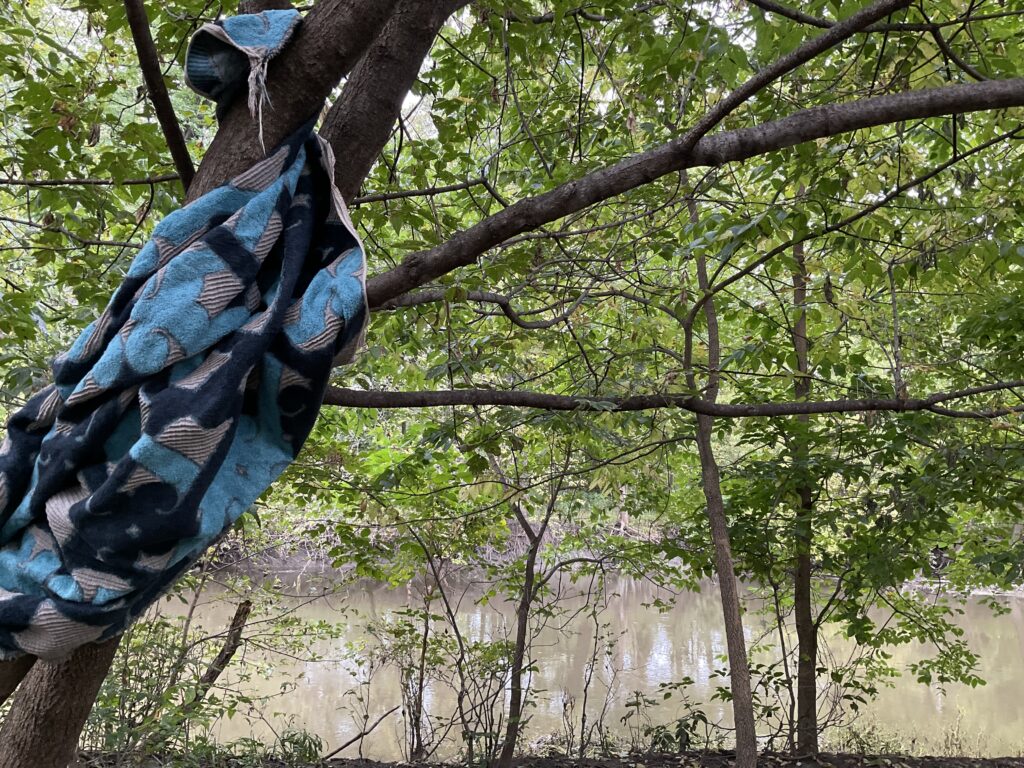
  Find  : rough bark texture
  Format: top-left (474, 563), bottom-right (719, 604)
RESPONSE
top-left (0, 638), bottom-right (121, 768)
top-left (321, 0), bottom-right (469, 202)
top-left (186, 0), bottom-right (400, 201)
top-left (0, 655), bottom-right (35, 707)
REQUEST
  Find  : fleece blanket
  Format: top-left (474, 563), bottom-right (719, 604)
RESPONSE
top-left (0, 9), bottom-right (367, 659)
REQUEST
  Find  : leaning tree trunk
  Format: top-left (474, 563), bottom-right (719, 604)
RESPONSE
top-left (684, 174), bottom-right (758, 768)
top-left (496, 545), bottom-right (538, 768)
top-left (0, 638), bottom-right (121, 768)
top-left (695, 417), bottom-right (759, 768)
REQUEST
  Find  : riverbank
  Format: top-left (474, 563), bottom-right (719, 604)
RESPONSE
top-left (80, 752), bottom-right (1024, 768)
top-left (214, 527), bottom-right (1024, 601)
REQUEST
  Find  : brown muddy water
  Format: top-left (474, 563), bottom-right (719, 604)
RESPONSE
top-left (169, 574), bottom-right (1024, 758)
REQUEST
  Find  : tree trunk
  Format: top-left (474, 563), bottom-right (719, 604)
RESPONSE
top-left (695, 416), bottom-right (758, 768)
top-left (791, 241), bottom-right (818, 754)
top-left (683, 173), bottom-right (757, 768)
top-left (0, 637), bottom-right (120, 768)
top-left (0, 655), bottom-right (36, 706)
top-left (794, 503), bottom-right (817, 754)
top-left (496, 545), bottom-right (538, 768)
top-left (0, 1), bottom-right (405, 760)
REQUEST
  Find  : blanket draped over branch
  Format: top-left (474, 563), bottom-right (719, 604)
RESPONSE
top-left (0, 10), bottom-right (367, 659)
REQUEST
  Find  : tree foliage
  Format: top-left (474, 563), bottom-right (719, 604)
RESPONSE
top-left (1, 0), bottom-right (1023, 760)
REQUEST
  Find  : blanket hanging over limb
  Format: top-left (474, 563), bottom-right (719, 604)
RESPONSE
top-left (0, 9), bottom-right (367, 660)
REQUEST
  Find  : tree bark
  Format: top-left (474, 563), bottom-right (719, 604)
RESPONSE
top-left (695, 417), bottom-right (758, 768)
top-left (321, 0), bottom-right (470, 202)
top-left (0, 655), bottom-right (35, 707)
top-left (322, 379), bottom-right (1024, 418)
top-left (684, 175), bottom-right (757, 768)
top-left (0, 1), bottom-right (409, 759)
top-left (123, 0), bottom-right (195, 191)
top-left (496, 543), bottom-right (538, 768)
top-left (364, 77), bottom-right (1024, 307)
top-left (790, 241), bottom-right (818, 754)
top-left (186, 0), bottom-right (400, 200)
top-left (0, 637), bottom-right (120, 768)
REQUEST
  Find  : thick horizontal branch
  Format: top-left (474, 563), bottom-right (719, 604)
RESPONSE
top-left (323, 380), bottom-right (1024, 420)
top-left (365, 77), bottom-right (1024, 307)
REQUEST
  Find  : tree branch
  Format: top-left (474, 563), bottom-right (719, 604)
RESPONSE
top-left (365, 77), bottom-right (1024, 307)
top-left (135, 600), bottom-right (254, 754)
top-left (320, 0), bottom-right (469, 202)
top-left (676, 0), bottom-right (910, 157)
top-left (322, 380), bottom-right (1024, 419)
top-left (745, 0), bottom-right (832, 28)
top-left (0, 215), bottom-right (142, 250)
top-left (352, 178), bottom-right (485, 205)
top-left (380, 288), bottom-right (586, 329)
top-left (744, 0), bottom-right (1024, 33)
top-left (322, 705), bottom-right (401, 760)
top-left (508, 2), bottom-right (667, 24)
top-left (123, 0), bottom-right (196, 192)
top-left (0, 174), bottom-right (179, 188)
top-left (186, 0), bottom-right (400, 200)
top-left (0, 655), bottom-right (36, 708)
top-left (931, 25), bottom-right (988, 81)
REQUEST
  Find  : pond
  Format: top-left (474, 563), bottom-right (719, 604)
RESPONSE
top-left (173, 573), bottom-right (1024, 758)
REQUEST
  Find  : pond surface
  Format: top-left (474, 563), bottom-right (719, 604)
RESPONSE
top-left (173, 573), bottom-right (1024, 758)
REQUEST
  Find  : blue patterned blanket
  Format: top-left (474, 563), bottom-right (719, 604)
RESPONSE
top-left (0, 10), bottom-right (367, 659)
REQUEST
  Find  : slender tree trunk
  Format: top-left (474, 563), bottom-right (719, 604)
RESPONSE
top-left (695, 416), bottom-right (759, 768)
top-left (0, 637), bottom-right (120, 768)
top-left (497, 544), bottom-right (538, 768)
top-left (790, 242), bottom-right (818, 754)
top-left (794, 491), bottom-right (817, 754)
top-left (409, 598), bottom-right (431, 761)
top-left (683, 172), bottom-right (757, 768)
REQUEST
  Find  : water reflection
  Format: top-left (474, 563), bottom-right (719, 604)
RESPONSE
top-left (170, 575), bottom-right (1024, 758)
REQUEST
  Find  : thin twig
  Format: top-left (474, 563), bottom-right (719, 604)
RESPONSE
top-left (322, 705), bottom-right (401, 760)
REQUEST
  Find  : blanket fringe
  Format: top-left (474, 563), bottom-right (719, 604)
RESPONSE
top-left (247, 55), bottom-right (271, 153)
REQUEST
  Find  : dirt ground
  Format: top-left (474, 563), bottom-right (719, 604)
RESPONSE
top-left (83, 752), bottom-right (1024, 768)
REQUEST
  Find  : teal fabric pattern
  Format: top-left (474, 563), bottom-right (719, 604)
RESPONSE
top-left (0, 10), bottom-right (367, 659)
